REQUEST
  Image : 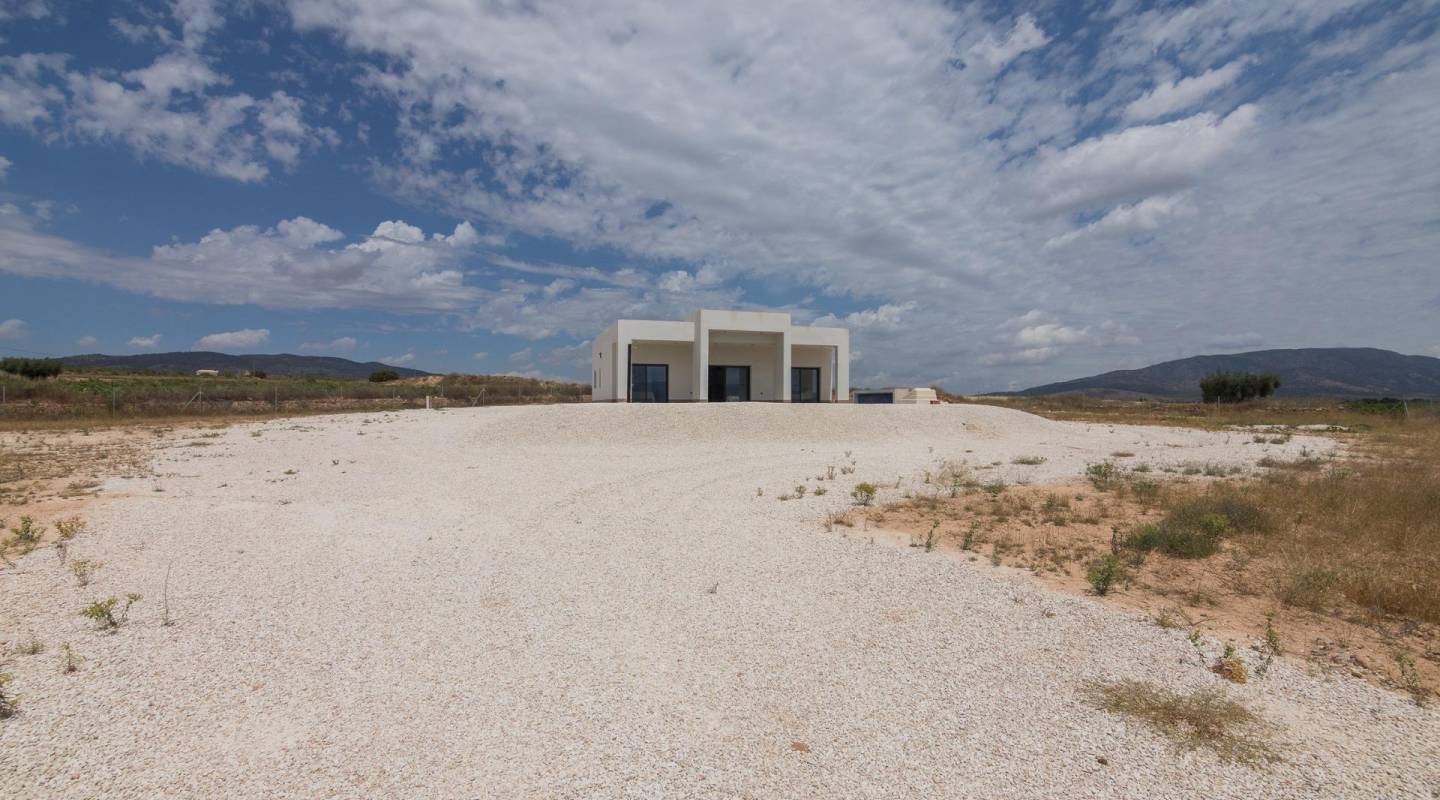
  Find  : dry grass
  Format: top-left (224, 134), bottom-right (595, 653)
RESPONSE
top-left (871, 398), bottom-right (1440, 701)
top-left (1082, 679), bottom-right (1278, 766)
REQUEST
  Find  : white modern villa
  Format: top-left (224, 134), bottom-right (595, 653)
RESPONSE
top-left (591, 310), bottom-right (849, 402)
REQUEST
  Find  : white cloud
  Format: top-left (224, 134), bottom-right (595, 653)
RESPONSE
top-left (0, 154), bottom-right (10, 180)
top-left (300, 336), bottom-right (358, 353)
top-left (0, 4), bottom-right (330, 182)
top-left (471, 351), bottom-right (488, 361)
top-left (967, 14), bottom-right (1050, 69)
top-left (128, 333), bottom-right (162, 348)
top-left (194, 328), bottom-right (269, 350)
top-left (1045, 193), bottom-right (1194, 249)
top-left (0, 213), bottom-right (482, 312)
top-left (1125, 58), bottom-right (1253, 121)
top-left (1029, 105), bottom-right (1258, 217)
top-left (0, 1), bottom-right (52, 22)
top-left (380, 351), bottom-right (416, 366)
top-left (75, 334), bottom-right (97, 347)
top-left (1205, 332), bottom-right (1265, 351)
top-left (0, 317), bottom-right (27, 338)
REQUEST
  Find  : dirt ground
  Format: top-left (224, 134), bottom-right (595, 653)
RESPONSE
top-left (865, 478), bottom-right (1438, 700)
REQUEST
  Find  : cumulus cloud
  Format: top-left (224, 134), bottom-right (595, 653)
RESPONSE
top-left (0, 154), bottom-right (10, 180)
top-left (75, 334), bottom-right (97, 347)
top-left (128, 333), bottom-right (162, 348)
top-left (0, 213), bottom-right (483, 311)
top-left (380, 351), bottom-right (416, 366)
top-left (194, 328), bottom-right (269, 350)
top-left (0, 317), bottom-right (27, 338)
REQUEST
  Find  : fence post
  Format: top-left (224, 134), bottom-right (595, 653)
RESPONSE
top-left (426, 395), bottom-right (431, 410)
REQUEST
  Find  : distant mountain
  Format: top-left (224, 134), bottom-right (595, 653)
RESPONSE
top-left (60, 352), bottom-right (433, 380)
top-left (1008, 348), bottom-right (1440, 400)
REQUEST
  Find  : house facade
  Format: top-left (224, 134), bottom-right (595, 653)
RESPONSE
top-left (591, 310), bottom-right (849, 402)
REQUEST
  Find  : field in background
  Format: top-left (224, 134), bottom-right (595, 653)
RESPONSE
top-left (882, 394), bottom-right (1439, 700)
top-left (0, 369), bottom-right (588, 426)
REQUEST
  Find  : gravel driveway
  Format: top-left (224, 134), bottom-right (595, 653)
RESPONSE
top-left (2, 404), bottom-right (1434, 798)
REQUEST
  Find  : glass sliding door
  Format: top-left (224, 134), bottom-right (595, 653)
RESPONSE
top-left (707, 366), bottom-right (751, 402)
top-left (791, 367), bottom-right (821, 403)
top-left (629, 364), bottom-right (669, 402)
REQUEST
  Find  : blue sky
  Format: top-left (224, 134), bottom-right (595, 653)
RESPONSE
top-left (1, 0), bottom-right (1437, 391)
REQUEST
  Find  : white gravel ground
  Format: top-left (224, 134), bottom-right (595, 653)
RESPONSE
top-left (2, 403), bottom-right (1435, 798)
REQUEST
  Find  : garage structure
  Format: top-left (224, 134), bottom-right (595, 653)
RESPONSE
top-left (591, 310), bottom-right (849, 402)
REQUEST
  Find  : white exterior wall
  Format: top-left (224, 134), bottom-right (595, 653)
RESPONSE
top-left (630, 341), bottom-right (695, 400)
top-left (590, 309), bottom-right (849, 402)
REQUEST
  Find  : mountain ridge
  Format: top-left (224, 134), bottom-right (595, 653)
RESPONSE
top-left (1005, 347), bottom-right (1440, 399)
top-left (58, 352), bottom-right (433, 379)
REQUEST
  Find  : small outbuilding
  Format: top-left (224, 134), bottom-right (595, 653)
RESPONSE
top-left (195, 369), bottom-right (220, 377)
top-left (852, 387), bottom-right (940, 405)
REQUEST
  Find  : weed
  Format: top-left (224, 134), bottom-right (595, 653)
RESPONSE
top-left (1394, 651), bottom-right (1425, 706)
top-left (1012, 455), bottom-right (1047, 466)
top-left (777, 493), bottom-right (793, 501)
top-left (982, 479), bottom-right (1006, 497)
top-left (1255, 614), bottom-right (1282, 678)
top-left (826, 465), bottom-right (836, 480)
top-left (814, 486), bottom-right (828, 496)
top-left (54, 516), bottom-right (86, 540)
top-left (1213, 643), bottom-right (1249, 684)
top-left (1111, 450), bottom-right (1136, 458)
top-left (794, 485), bottom-right (807, 498)
top-left (59, 643), bottom-right (81, 674)
top-left (839, 465), bottom-right (856, 476)
top-left (1082, 680), bottom-right (1277, 765)
top-left (851, 482), bottom-right (878, 506)
top-left (70, 559), bottom-right (101, 587)
top-left (1086, 462), bottom-right (1122, 491)
top-left (0, 673), bottom-right (16, 719)
top-left (81, 593), bottom-right (141, 631)
top-left (16, 634), bottom-right (44, 656)
top-left (756, 488), bottom-right (763, 497)
top-left (7, 515), bottom-right (44, 554)
top-left (1086, 554), bottom-right (1127, 596)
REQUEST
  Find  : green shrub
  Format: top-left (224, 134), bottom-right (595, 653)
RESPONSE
top-left (1086, 461), bottom-right (1122, 491)
top-left (368, 369), bottom-right (400, 383)
top-left (81, 593), bottom-right (141, 631)
top-left (1086, 554), bottom-right (1127, 595)
top-left (851, 482), bottom-right (878, 506)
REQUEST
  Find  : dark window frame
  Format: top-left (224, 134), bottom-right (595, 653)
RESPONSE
top-left (708, 365), bottom-right (751, 402)
top-left (791, 367), bottom-right (822, 403)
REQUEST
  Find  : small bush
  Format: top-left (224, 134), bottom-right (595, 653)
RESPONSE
top-left (1086, 554), bottom-right (1127, 595)
top-left (1086, 462), bottom-right (1122, 491)
top-left (794, 485), bottom-right (807, 498)
top-left (70, 559), bottom-right (101, 587)
top-left (81, 593), bottom-right (141, 630)
top-left (368, 369), bottom-right (400, 383)
top-left (1012, 455), bottom-right (1046, 465)
top-left (1200, 371), bottom-right (1281, 404)
top-left (813, 486), bottom-right (828, 496)
top-left (54, 516), bottom-right (87, 540)
top-left (6, 516), bottom-right (44, 554)
top-left (851, 482), bottom-right (878, 506)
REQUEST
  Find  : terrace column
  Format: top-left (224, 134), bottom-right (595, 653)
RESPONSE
top-left (835, 342), bottom-right (850, 402)
top-left (692, 316), bottom-right (710, 402)
top-left (615, 325), bottom-right (632, 402)
top-left (779, 330), bottom-right (792, 402)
